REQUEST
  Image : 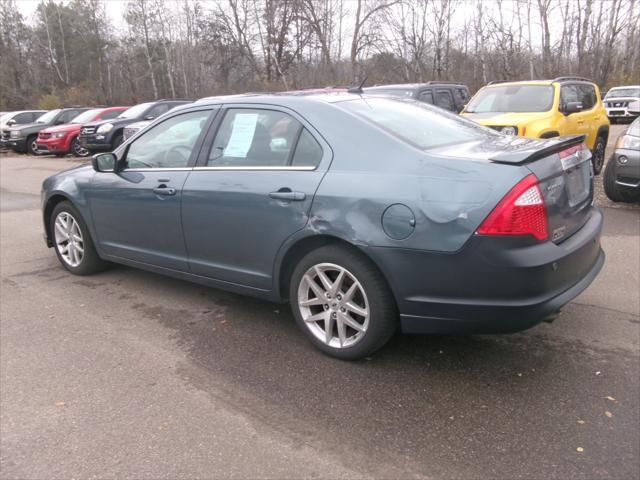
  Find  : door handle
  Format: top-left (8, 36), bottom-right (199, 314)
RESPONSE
top-left (269, 189), bottom-right (306, 201)
top-left (153, 186), bottom-right (176, 196)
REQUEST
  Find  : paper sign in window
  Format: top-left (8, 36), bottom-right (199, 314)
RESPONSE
top-left (224, 113), bottom-right (258, 158)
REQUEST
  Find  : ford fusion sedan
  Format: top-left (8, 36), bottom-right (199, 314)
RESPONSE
top-left (41, 93), bottom-right (604, 359)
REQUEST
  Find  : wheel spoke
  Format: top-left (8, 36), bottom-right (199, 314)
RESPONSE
top-left (324, 315), bottom-right (334, 344)
top-left (55, 223), bottom-right (69, 241)
top-left (299, 297), bottom-right (324, 307)
top-left (304, 274), bottom-right (325, 300)
top-left (339, 312), bottom-right (365, 333)
top-left (314, 266), bottom-right (333, 291)
top-left (304, 311), bottom-right (328, 323)
top-left (329, 269), bottom-right (345, 296)
top-left (342, 282), bottom-right (358, 303)
top-left (345, 302), bottom-right (367, 318)
top-left (336, 317), bottom-right (347, 347)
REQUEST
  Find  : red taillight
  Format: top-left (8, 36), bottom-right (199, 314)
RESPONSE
top-left (477, 174), bottom-right (548, 241)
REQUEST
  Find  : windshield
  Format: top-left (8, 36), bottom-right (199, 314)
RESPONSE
top-left (36, 109), bottom-right (61, 123)
top-left (71, 109), bottom-right (102, 124)
top-left (117, 102), bottom-right (153, 119)
top-left (605, 87), bottom-right (640, 99)
top-left (340, 97), bottom-right (496, 149)
top-left (466, 85), bottom-right (554, 113)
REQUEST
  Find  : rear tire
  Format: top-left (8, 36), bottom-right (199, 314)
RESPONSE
top-left (603, 159), bottom-right (638, 203)
top-left (591, 136), bottom-right (606, 175)
top-left (289, 244), bottom-right (397, 360)
top-left (51, 201), bottom-right (110, 275)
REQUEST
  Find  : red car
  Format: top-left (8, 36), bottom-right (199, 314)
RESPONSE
top-left (36, 106), bottom-right (129, 157)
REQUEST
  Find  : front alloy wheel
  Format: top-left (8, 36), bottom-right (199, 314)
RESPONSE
top-left (54, 211), bottom-right (84, 267)
top-left (298, 263), bottom-right (370, 348)
top-left (72, 137), bottom-right (89, 157)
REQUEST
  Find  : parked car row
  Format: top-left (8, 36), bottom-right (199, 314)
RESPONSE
top-left (0, 99), bottom-right (192, 157)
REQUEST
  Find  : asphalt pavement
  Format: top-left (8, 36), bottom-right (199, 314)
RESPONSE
top-left (1, 125), bottom-right (638, 479)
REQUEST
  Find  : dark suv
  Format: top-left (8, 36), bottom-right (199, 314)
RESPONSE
top-left (78, 99), bottom-right (192, 153)
top-left (5, 108), bottom-right (90, 154)
top-left (364, 82), bottom-right (470, 112)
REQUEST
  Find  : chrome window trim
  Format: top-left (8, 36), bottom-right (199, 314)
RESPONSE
top-left (193, 166), bottom-right (316, 171)
top-left (122, 167), bottom-right (194, 172)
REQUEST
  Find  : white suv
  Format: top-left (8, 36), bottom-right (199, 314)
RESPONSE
top-left (604, 85), bottom-right (640, 123)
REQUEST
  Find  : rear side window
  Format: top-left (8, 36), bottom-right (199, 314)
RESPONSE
top-left (208, 109), bottom-right (303, 167)
top-left (291, 129), bottom-right (323, 167)
top-left (418, 90), bottom-right (434, 104)
top-left (341, 97), bottom-right (496, 149)
top-left (435, 90), bottom-right (454, 111)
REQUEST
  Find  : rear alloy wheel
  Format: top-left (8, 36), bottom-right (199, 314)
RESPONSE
top-left (591, 136), bottom-right (606, 175)
top-left (290, 245), bottom-right (397, 360)
top-left (51, 201), bottom-right (110, 275)
top-left (71, 137), bottom-right (89, 157)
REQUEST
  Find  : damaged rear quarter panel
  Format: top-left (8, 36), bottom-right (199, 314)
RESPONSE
top-left (308, 148), bottom-right (528, 253)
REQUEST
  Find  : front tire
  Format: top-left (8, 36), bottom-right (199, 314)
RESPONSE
top-left (26, 135), bottom-right (38, 155)
top-left (289, 245), bottom-right (397, 360)
top-left (591, 136), bottom-right (606, 175)
top-left (71, 136), bottom-right (89, 157)
top-left (51, 201), bottom-right (110, 275)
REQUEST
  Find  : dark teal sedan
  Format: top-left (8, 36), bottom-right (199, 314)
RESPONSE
top-left (42, 92), bottom-right (604, 359)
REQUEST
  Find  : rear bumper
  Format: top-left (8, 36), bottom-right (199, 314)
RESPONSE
top-left (364, 207), bottom-right (604, 334)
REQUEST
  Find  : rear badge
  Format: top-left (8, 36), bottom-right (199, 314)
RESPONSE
top-left (552, 226), bottom-right (567, 241)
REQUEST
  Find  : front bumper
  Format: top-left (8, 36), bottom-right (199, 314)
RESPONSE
top-left (5, 137), bottom-right (28, 151)
top-left (78, 134), bottom-right (112, 151)
top-left (36, 137), bottom-right (71, 154)
top-left (609, 149), bottom-right (640, 189)
top-left (606, 108), bottom-right (638, 119)
top-left (364, 207), bottom-right (604, 334)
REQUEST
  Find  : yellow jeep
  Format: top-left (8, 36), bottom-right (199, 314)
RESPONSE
top-left (461, 77), bottom-right (610, 173)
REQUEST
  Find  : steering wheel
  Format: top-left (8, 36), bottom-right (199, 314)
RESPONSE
top-left (164, 145), bottom-right (191, 166)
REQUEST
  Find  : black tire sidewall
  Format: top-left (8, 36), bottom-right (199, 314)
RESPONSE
top-left (289, 245), bottom-right (397, 360)
top-left (592, 137), bottom-right (605, 174)
top-left (50, 201), bottom-right (108, 275)
top-left (27, 135), bottom-right (38, 155)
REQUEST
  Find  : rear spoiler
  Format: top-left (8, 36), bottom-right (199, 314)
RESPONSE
top-left (490, 134), bottom-right (587, 165)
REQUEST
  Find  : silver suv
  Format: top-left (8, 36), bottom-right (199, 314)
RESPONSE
top-left (604, 85), bottom-right (640, 123)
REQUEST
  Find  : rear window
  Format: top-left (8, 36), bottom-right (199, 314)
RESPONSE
top-left (340, 97), bottom-right (496, 149)
top-left (466, 85), bottom-right (554, 113)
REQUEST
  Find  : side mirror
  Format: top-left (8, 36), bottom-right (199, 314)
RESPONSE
top-left (54, 119), bottom-right (65, 125)
top-left (563, 102), bottom-right (583, 115)
top-left (92, 152), bottom-right (117, 172)
top-left (6, 119), bottom-right (15, 126)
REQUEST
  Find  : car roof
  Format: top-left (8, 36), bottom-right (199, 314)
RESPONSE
top-left (366, 83), bottom-right (466, 90)
top-left (193, 91), bottom-right (389, 109)
top-left (607, 85), bottom-right (640, 90)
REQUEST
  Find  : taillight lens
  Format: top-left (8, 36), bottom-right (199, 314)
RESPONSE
top-left (477, 174), bottom-right (548, 241)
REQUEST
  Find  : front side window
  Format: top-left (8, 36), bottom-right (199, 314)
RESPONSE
top-left (146, 104), bottom-right (170, 119)
top-left (560, 85), bottom-right (580, 106)
top-left (207, 109), bottom-right (303, 167)
top-left (340, 97), bottom-right (497, 149)
top-left (418, 90), bottom-right (434, 104)
top-left (13, 112), bottom-right (34, 123)
top-left (117, 103), bottom-right (154, 119)
top-left (100, 109), bottom-right (124, 120)
top-left (36, 109), bottom-right (61, 123)
top-left (466, 85), bottom-right (555, 113)
top-left (125, 110), bottom-right (210, 169)
top-left (71, 109), bottom-right (102, 124)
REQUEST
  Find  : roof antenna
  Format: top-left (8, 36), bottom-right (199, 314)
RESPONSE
top-left (348, 75), bottom-right (368, 94)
